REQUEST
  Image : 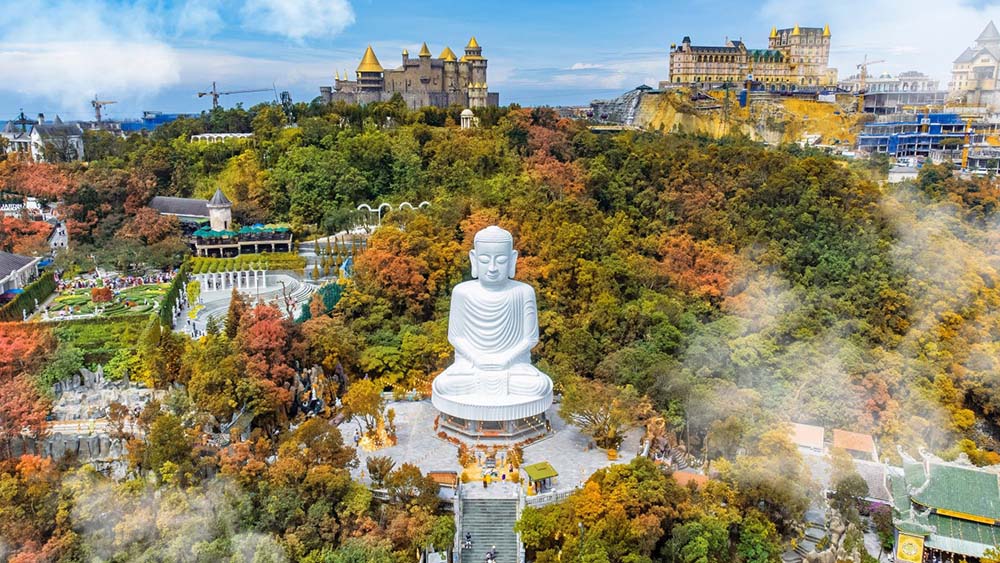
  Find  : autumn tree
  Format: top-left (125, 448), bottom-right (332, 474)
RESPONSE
top-left (342, 378), bottom-right (385, 435)
top-left (559, 377), bottom-right (651, 449)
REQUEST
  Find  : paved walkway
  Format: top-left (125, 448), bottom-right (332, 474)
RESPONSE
top-left (340, 400), bottom-right (460, 483)
top-left (339, 399), bottom-right (644, 492)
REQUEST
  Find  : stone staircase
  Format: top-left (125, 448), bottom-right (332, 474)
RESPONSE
top-left (460, 497), bottom-right (519, 563)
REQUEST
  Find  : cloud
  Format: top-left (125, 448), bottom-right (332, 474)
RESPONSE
top-left (0, 1), bottom-right (180, 114)
top-left (759, 0), bottom-right (1000, 82)
top-left (570, 62), bottom-right (603, 70)
top-left (242, 0), bottom-right (355, 41)
top-left (175, 0), bottom-right (225, 37)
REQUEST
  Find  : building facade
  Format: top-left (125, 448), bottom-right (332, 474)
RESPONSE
top-left (320, 38), bottom-right (499, 109)
top-left (668, 25), bottom-right (836, 90)
top-left (839, 71), bottom-right (946, 114)
top-left (1, 114), bottom-right (84, 162)
top-left (149, 189), bottom-right (292, 257)
top-left (951, 21), bottom-right (1000, 108)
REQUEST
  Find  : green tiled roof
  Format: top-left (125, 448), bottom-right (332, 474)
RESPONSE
top-left (238, 225), bottom-right (291, 234)
top-left (912, 464), bottom-right (1000, 520)
top-left (926, 514), bottom-right (1000, 557)
top-left (523, 462), bottom-right (558, 481)
top-left (192, 228), bottom-right (237, 238)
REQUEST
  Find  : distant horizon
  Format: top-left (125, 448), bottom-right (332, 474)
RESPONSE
top-left (2, 0), bottom-right (1000, 120)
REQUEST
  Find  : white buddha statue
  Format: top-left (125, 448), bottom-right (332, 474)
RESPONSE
top-left (432, 226), bottom-right (553, 422)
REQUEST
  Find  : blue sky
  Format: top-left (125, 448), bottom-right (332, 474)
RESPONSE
top-left (2, 0), bottom-right (1000, 120)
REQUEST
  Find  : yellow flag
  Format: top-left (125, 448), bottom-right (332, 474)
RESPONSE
top-left (896, 534), bottom-right (924, 563)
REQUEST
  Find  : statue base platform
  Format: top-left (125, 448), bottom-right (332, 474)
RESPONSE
top-left (432, 390), bottom-right (553, 444)
top-left (438, 412), bottom-right (550, 444)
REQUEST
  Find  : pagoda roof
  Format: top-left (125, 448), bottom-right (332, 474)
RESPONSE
top-left (523, 461), bottom-right (558, 481)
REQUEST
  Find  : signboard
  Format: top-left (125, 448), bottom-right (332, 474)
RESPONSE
top-left (896, 533), bottom-right (925, 563)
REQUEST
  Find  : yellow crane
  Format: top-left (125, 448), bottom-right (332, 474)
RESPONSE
top-left (962, 117), bottom-right (975, 170)
top-left (197, 82), bottom-right (271, 110)
top-left (91, 97), bottom-right (117, 123)
top-left (856, 55), bottom-right (886, 113)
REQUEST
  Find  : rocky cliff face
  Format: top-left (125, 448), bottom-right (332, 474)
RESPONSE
top-left (631, 90), bottom-right (865, 146)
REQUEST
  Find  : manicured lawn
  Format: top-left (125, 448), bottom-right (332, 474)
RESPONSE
top-left (49, 284), bottom-right (169, 316)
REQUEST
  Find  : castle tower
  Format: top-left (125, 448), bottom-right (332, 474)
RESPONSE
top-left (440, 46), bottom-right (459, 93)
top-left (464, 36), bottom-right (488, 88)
top-left (356, 45), bottom-right (385, 92)
top-left (207, 188), bottom-right (232, 232)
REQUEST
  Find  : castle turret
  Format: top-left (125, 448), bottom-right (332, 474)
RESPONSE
top-left (356, 45), bottom-right (385, 92)
top-left (463, 36), bottom-right (488, 95)
top-left (440, 47), bottom-right (459, 92)
top-left (207, 188), bottom-right (232, 232)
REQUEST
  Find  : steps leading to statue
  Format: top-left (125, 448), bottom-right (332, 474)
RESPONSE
top-left (460, 496), bottom-right (519, 563)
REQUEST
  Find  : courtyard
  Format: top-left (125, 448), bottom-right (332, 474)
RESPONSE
top-left (339, 399), bottom-right (643, 495)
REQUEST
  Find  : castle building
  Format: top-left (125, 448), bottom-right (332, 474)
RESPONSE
top-left (950, 21), bottom-right (1000, 108)
top-left (320, 38), bottom-right (499, 109)
top-left (667, 25), bottom-right (837, 90)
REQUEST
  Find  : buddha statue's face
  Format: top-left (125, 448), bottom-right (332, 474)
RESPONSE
top-left (470, 238), bottom-right (517, 287)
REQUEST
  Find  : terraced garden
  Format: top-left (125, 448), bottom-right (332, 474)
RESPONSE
top-left (48, 284), bottom-right (168, 317)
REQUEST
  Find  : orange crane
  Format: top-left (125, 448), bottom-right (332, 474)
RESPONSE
top-left (856, 55), bottom-right (886, 113)
top-left (197, 82), bottom-right (271, 110)
top-left (91, 97), bottom-right (117, 123)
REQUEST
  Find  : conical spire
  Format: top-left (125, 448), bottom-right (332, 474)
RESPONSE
top-left (402, 48), bottom-right (409, 57)
top-left (467, 36), bottom-right (480, 49)
top-left (439, 46), bottom-right (457, 61)
top-left (792, 24), bottom-right (800, 36)
top-left (208, 188), bottom-right (231, 207)
top-left (357, 45), bottom-right (383, 73)
top-left (823, 24), bottom-right (830, 37)
top-left (335, 70), bottom-right (340, 80)
top-left (770, 27), bottom-right (777, 38)
top-left (978, 21), bottom-right (1000, 43)
top-left (418, 42), bottom-right (431, 57)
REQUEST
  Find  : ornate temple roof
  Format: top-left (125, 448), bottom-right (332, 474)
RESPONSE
top-left (357, 45), bottom-right (383, 73)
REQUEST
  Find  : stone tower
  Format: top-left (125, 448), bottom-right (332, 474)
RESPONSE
top-left (207, 188), bottom-right (232, 232)
top-left (464, 36), bottom-right (487, 87)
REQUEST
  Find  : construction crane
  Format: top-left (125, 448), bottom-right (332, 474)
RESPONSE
top-left (197, 82), bottom-right (271, 110)
top-left (855, 55), bottom-right (886, 113)
top-left (962, 117), bottom-right (975, 170)
top-left (91, 97), bottom-right (117, 123)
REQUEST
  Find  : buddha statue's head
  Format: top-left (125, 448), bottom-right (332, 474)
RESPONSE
top-left (470, 226), bottom-right (517, 287)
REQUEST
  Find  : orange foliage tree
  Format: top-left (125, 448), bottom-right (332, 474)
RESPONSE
top-left (90, 287), bottom-right (113, 303)
top-left (0, 216), bottom-right (52, 254)
top-left (7, 162), bottom-right (75, 200)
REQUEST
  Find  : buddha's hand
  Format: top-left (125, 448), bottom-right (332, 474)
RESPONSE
top-left (476, 353), bottom-right (505, 371)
